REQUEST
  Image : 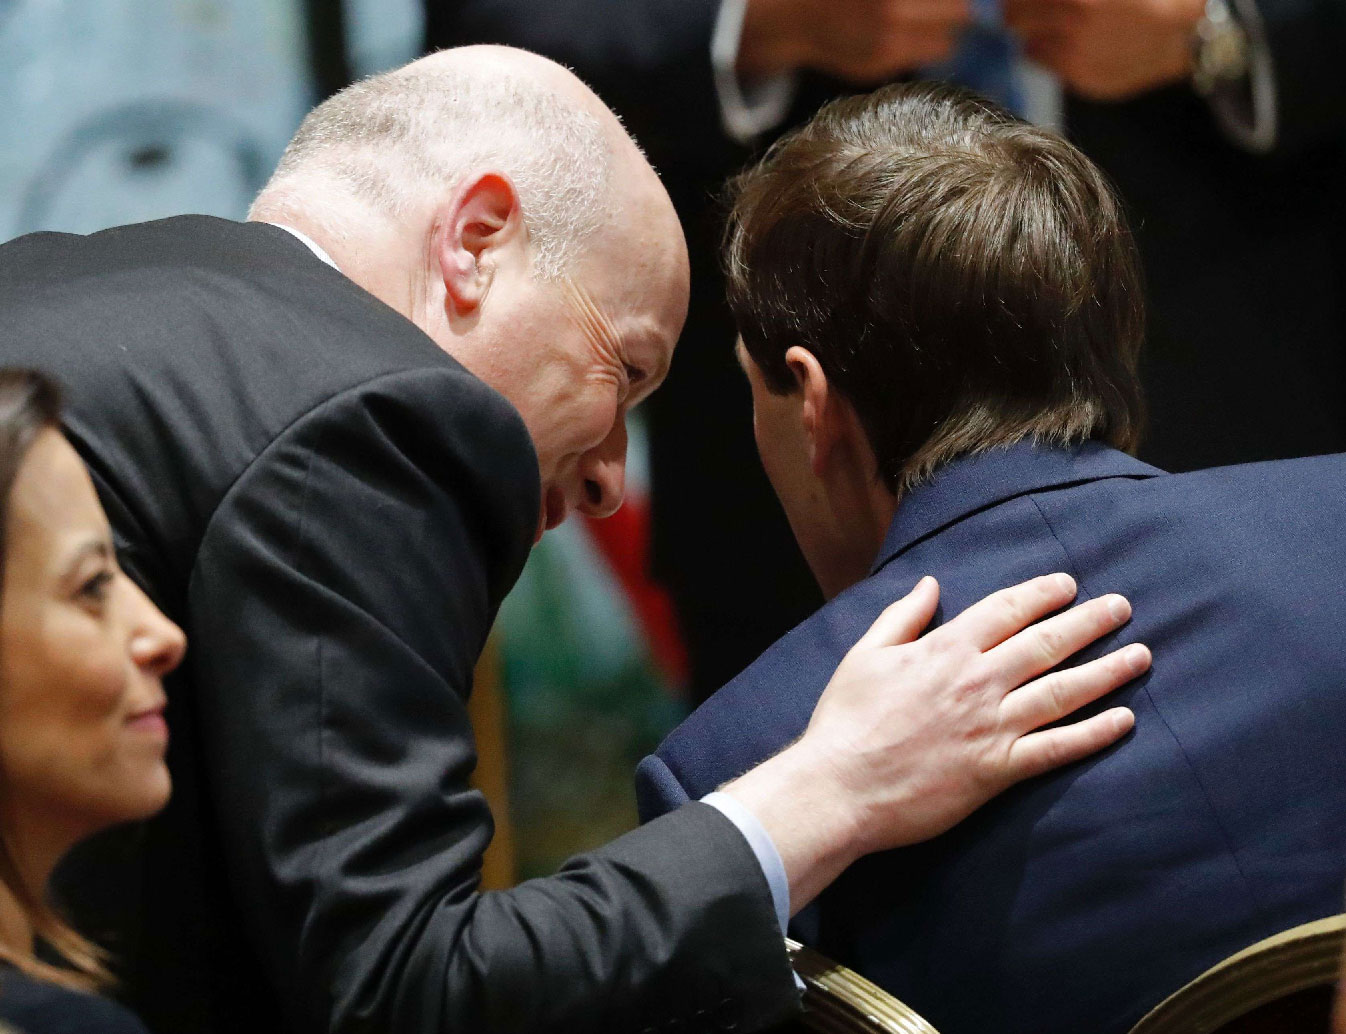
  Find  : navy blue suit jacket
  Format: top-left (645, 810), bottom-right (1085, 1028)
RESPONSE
top-left (637, 441), bottom-right (1346, 1034)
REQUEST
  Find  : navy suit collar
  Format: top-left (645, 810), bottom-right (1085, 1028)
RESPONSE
top-left (872, 440), bottom-right (1164, 573)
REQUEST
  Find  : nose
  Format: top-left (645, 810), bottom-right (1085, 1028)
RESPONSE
top-left (125, 577), bottom-right (187, 678)
top-left (576, 417), bottom-right (628, 519)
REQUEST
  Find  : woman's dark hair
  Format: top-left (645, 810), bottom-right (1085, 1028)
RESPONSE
top-left (725, 82), bottom-right (1146, 493)
top-left (0, 369), bottom-right (109, 991)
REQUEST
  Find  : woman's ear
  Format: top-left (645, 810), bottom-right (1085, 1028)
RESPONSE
top-left (434, 172), bottom-right (521, 317)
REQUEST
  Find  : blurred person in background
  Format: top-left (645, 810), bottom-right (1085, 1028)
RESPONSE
top-left (0, 45), bottom-right (1148, 1034)
top-left (433, 0), bottom-right (1346, 700)
top-left (0, 369), bottom-right (185, 1034)
top-left (1007, 0), bottom-right (1346, 473)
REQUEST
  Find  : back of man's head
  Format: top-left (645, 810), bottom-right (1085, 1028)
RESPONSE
top-left (726, 82), bottom-right (1146, 494)
top-left (250, 47), bottom-right (614, 279)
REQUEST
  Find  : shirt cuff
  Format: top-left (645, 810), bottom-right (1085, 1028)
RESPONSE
top-left (1207, 0), bottom-right (1278, 152)
top-left (710, 0), bottom-right (798, 143)
top-left (702, 791), bottom-right (790, 933)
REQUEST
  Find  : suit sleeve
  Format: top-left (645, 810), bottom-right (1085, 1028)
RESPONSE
top-left (186, 367), bottom-right (797, 1033)
top-left (635, 753), bottom-right (694, 825)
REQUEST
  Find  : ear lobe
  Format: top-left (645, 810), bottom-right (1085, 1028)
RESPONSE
top-left (435, 172), bottom-right (521, 317)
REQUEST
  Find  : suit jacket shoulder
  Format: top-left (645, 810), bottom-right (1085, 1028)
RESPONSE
top-left (642, 443), bottom-right (1346, 1034)
top-left (0, 215), bottom-right (522, 607)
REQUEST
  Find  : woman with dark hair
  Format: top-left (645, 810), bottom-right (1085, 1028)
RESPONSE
top-left (0, 369), bottom-right (184, 1032)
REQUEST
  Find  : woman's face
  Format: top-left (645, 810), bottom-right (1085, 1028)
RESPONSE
top-left (0, 429), bottom-right (185, 852)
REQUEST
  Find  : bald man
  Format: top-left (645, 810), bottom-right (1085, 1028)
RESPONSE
top-left (0, 48), bottom-right (1144, 1034)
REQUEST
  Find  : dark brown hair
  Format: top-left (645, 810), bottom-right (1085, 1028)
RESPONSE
top-left (725, 82), bottom-right (1145, 493)
top-left (0, 369), bottom-right (109, 991)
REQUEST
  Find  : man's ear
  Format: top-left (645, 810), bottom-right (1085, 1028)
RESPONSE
top-left (434, 172), bottom-right (522, 317)
top-left (786, 343), bottom-right (866, 479)
top-left (786, 346), bottom-right (840, 476)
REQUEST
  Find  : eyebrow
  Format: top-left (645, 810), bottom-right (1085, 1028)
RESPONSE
top-left (65, 538), bottom-right (113, 571)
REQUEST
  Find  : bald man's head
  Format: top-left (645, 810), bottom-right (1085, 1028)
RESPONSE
top-left (250, 46), bottom-right (689, 544)
top-left (251, 45), bottom-right (644, 279)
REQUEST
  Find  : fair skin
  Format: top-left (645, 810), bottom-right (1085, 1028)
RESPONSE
top-left (257, 45), bottom-right (1146, 915)
top-left (741, 343), bottom-right (897, 601)
top-left (738, 0), bottom-right (973, 84)
top-left (314, 52), bottom-right (685, 541)
top-left (1005, 0), bottom-right (1206, 99)
top-left (0, 429), bottom-right (186, 956)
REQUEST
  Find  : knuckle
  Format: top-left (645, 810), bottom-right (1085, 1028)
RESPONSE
top-left (1041, 673), bottom-right (1069, 717)
top-left (1036, 736), bottom-right (1067, 772)
top-left (1000, 591), bottom-right (1032, 631)
top-left (1035, 626), bottom-right (1064, 666)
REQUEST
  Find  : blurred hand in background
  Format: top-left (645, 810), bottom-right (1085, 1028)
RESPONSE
top-left (738, 0), bottom-right (975, 83)
top-left (1006, 0), bottom-right (1206, 99)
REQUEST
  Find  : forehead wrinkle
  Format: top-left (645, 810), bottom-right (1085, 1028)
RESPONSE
top-left (559, 276), bottom-right (622, 361)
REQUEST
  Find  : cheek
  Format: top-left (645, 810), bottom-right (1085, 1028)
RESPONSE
top-left (0, 616), bottom-right (152, 820)
top-left (540, 386), bottom-right (621, 474)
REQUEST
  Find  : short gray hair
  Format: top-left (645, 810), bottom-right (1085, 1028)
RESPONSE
top-left (252, 56), bottom-right (614, 279)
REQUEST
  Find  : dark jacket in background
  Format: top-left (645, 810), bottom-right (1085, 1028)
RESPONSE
top-left (1067, 0), bottom-right (1346, 471)
top-left (0, 967), bottom-right (150, 1034)
top-left (0, 216), bottom-right (795, 1034)
top-left (638, 441), bottom-right (1346, 1034)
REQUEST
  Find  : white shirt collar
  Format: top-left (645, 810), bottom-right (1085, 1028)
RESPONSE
top-left (266, 223), bottom-right (340, 271)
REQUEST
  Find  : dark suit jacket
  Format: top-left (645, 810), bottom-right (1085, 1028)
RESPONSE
top-left (638, 440), bottom-right (1346, 1034)
top-left (0, 216), bottom-right (796, 1034)
top-left (1066, 0), bottom-right (1346, 472)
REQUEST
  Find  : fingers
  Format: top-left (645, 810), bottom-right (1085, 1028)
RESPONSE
top-left (880, 0), bottom-right (973, 24)
top-left (853, 576), bottom-right (941, 651)
top-left (1006, 706), bottom-right (1135, 780)
top-left (987, 592), bottom-right (1133, 688)
top-left (1004, 0), bottom-right (1079, 34)
top-left (890, 29), bottom-right (963, 65)
top-left (933, 573), bottom-right (1078, 652)
top-left (825, 29), bottom-right (963, 81)
top-left (1001, 642), bottom-right (1151, 731)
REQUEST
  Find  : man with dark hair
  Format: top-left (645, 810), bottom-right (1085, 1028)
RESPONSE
top-left (638, 82), bottom-right (1346, 1034)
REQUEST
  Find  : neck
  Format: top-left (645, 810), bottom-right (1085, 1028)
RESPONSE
top-left (0, 874), bottom-right (33, 961)
top-left (250, 201), bottom-right (427, 328)
top-left (0, 809), bottom-right (69, 963)
top-left (814, 468), bottom-right (898, 601)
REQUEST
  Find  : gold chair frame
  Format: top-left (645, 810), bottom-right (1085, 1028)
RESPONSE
top-left (1128, 913), bottom-right (1346, 1034)
top-left (787, 938), bottom-right (941, 1034)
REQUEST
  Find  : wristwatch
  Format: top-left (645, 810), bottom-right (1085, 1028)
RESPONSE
top-left (1191, 0), bottom-right (1251, 95)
